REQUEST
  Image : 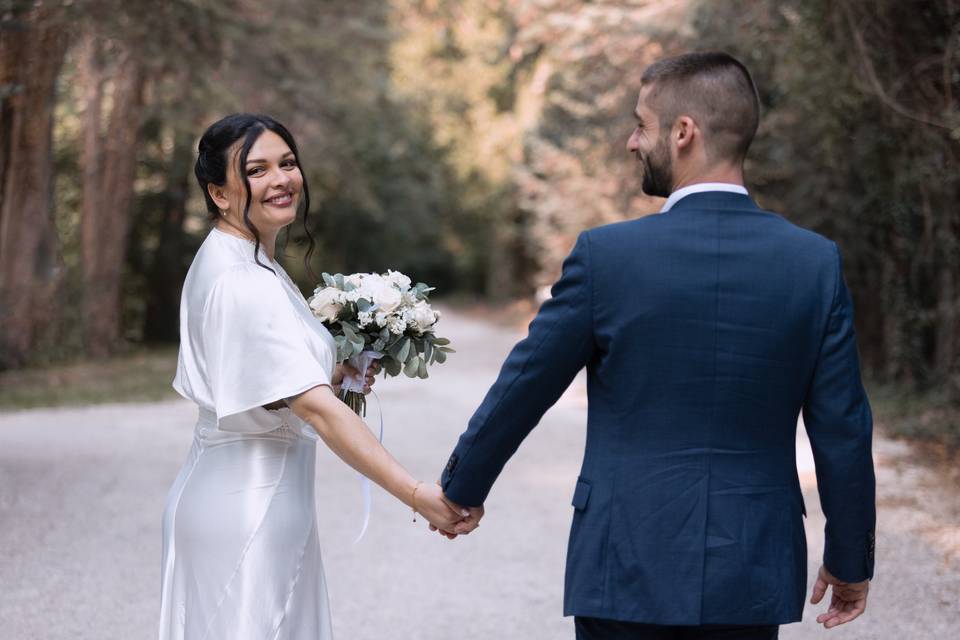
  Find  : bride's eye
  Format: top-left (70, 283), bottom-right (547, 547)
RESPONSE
top-left (281, 159), bottom-right (298, 169)
top-left (246, 166), bottom-right (264, 177)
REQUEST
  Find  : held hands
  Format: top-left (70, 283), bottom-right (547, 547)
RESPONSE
top-left (412, 482), bottom-right (484, 540)
top-left (810, 565), bottom-right (870, 629)
top-left (429, 501), bottom-right (484, 539)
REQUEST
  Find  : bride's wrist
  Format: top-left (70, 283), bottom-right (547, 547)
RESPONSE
top-left (410, 481), bottom-right (425, 520)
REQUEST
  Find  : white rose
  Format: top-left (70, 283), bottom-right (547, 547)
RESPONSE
top-left (410, 300), bottom-right (438, 333)
top-left (309, 287), bottom-right (344, 322)
top-left (362, 276), bottom-right (403, 314)
top-left (385, 269), bottom-right (412, 291)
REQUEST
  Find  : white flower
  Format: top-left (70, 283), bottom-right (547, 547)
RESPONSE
top-left (357, 311), bottom-right (374, 328)
top-left (343, 288), bottom-right (365, 303)
top-left (360, 275), bottom-right (403, 314)
top-left (386, 315), bottom-right (407, 334)
top-left (309, 287), bottom-right (344, 323)
top-left (374, 311), bottom-right (388, 327)
top-left (409, 300), bottom-right (439, 333)
top-left (385, 269), bottom-right (412, 291)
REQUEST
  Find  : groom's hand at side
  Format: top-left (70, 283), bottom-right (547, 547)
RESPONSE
top-left (810, 564), bottom-right (870, 629)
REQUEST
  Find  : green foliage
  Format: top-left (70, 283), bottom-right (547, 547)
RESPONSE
top-left (691, 0), bottom-right (959, 391)
top-left (26, 0), bottom-right (960, 446)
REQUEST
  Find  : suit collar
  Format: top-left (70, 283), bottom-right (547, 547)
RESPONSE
top-left (662, 190), bottom-right (760, 214)
top-left (660, 183), bottom-right (748, 212)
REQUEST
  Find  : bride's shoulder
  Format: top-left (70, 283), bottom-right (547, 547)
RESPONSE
top-left (203, 263), bottom-right (286, 312)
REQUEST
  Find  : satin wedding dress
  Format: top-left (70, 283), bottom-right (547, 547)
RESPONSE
top-left (160, 227), bottom-right (337, 639)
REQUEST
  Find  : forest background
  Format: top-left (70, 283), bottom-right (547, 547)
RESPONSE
top-left (2, 0), bottom-right (958, 448)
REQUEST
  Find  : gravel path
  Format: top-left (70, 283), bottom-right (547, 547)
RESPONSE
top-left (1, 310), bottom-right (957, 639)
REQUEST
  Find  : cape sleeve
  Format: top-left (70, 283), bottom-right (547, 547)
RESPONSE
top-left (201, 265), bottom-right (332, 421)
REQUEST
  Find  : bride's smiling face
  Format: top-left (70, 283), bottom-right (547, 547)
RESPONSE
top-left (209, 129), bottom-right (304, 234)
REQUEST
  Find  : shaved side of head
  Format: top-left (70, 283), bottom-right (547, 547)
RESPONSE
top-left (641, 52), bottom-right (760, 164)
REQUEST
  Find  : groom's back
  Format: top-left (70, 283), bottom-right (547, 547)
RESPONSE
top-left (568, 190), bottom-right (838, 623)
top-left (588, 191), bottom-right (834, 450)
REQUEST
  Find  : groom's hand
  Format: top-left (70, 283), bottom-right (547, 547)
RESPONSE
top-left (810, 565), bottom-right (870, 629)
top-left (428, 487), bottom-right (484, 538)
top-left (437, 490), bottom-right (484, 540)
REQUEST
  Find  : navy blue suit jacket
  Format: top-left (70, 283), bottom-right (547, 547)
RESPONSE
top-left (441, 191), bottom-right (876, 625)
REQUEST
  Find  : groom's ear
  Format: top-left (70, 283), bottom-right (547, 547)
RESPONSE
top-left (674, 116), bottom-right (697, 151)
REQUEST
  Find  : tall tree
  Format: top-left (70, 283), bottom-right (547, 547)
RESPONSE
top-left (0, 2), bottom-right (69, 369)
top-left (77, 36), bottom-right (146, 356)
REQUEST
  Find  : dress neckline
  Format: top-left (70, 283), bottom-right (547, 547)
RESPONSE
top-left (211, 226), bottom-right (276, 261)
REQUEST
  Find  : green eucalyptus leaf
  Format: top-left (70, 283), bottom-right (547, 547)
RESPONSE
top-left (383, 357), bottom-right (402, 377)
top-left (403, 356), bottom-right (419, 377)
top-left (397, 337), bottom-right (412, 363)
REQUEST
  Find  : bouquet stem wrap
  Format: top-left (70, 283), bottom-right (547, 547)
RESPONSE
top-left (338, 350), bottom-right (383, 416)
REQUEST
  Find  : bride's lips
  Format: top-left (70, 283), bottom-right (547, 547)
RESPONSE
top-left (263, 191), bottom-right (295, 208)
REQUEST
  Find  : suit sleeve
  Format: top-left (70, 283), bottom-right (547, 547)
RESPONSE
top-left (441, 232), bottom-right (595, 506)
top-left (801, 243), bottom-right (876, 582)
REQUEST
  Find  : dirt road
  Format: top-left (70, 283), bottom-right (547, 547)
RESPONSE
top-left (0, 310), bottom-right (957, 639)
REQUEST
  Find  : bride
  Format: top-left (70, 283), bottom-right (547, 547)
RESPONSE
top-left (159, 113), bottom-right (474, 639)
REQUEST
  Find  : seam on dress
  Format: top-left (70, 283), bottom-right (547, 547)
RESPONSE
top-left (198, 439), bottom-right (292, 640)
top-left (270, 520), bottom-right (315, 640)
top-left (159, 436), bottom-right (203, 638)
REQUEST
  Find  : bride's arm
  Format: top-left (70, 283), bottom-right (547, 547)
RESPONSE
top-left (287, 385), bottom-right (466, 531)
top-left (262, 362), bottom-right (377, 411)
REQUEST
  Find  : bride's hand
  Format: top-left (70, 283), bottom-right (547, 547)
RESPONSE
top-left (413, 483), bottom-right (468, 535)
top-left (332, 360), bottom-right (381, 395)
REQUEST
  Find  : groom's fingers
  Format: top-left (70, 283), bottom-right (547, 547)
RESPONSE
top-left (810, 565), bottom-right (831, 604)
top-left (810, 575), bottom-right (828, 604)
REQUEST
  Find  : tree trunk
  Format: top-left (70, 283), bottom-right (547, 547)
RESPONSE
top-left (143, 128), bottom-right (194, 343)
top-left (0, 7), bottom-right (69, 369)
top-left (79, 45), bottom-right (145, 357)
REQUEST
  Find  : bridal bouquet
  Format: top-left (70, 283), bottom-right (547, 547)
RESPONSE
top-left (307, 270), bottom-right (453, 416)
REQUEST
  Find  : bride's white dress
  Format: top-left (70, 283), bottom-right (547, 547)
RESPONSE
top-left (160, 227), bottom-right (336, 639)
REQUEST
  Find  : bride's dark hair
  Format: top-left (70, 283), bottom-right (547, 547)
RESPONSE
top-left (195, 113), bottom-right (316, 276)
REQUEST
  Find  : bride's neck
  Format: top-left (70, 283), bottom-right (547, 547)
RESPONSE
top-left (215, 220), bottom-right (277, 260)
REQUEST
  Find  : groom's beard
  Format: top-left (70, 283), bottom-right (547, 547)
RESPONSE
top-left (640, 138), bottom-right (673, 198)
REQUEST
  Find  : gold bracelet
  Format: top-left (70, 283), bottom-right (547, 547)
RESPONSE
top-left (411, 481), bottom-right (424, 523)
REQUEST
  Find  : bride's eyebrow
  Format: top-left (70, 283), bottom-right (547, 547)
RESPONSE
top-left (245, 152), bottom-right (295, 165)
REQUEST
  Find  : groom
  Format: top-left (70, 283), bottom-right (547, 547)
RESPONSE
top-left (440, 52), bottom-right (876, 639)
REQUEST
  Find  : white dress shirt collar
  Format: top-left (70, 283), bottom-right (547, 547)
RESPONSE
top-left (660, 182), bottom-right (749, 212)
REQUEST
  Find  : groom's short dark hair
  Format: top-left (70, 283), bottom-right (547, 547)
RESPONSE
top-left (641, 51), bottom-right (760, 163)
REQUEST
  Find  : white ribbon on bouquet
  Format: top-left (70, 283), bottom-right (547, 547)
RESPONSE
top-left (341, 351), bottom-right (384, 544)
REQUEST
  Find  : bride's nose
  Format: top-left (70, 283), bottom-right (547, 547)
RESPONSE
top-left (269, 166), bottom-right (292, 189)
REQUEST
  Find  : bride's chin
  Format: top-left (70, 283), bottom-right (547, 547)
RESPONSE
top-left (257, 207), bottom-right (298, 228)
